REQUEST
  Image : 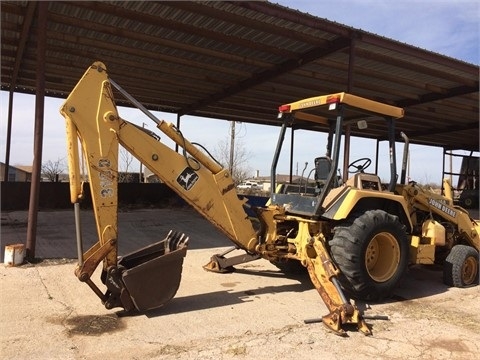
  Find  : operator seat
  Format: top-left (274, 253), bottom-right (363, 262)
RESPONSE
top-left (314, 156), bottom-right (338, 189)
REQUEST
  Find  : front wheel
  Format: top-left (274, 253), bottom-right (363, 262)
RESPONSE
top-left (443, 245), bottom-right (479, 287)
top-left (329, 210), bottom-right (409, 301)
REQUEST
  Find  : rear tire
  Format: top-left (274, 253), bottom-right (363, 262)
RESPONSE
top-left (329, 210), bottom-right (409, 301)
top-left (443, 245), bottom-right (479, 287)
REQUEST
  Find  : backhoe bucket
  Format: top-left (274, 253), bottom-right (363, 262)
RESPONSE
top-left (117, 231), bottom-right (188, 312)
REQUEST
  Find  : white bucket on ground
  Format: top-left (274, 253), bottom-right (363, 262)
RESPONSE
top-left (4, 244), bottom-right (25, 266)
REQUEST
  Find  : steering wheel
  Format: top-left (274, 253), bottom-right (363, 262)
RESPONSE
top-left (348, 157), bottom-right (372, 173)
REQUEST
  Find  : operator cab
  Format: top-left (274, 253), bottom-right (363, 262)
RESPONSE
top-left (270, 92), bottom-right (404, 217)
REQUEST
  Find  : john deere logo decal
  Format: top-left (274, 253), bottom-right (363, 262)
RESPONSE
top-left (177, 167), bottom-right (199, 191)
top-left (428, 198), bottom-right (456, 218)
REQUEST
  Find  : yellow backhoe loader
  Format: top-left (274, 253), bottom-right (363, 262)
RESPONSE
top-left (60, 62), bottom-right (479, 336)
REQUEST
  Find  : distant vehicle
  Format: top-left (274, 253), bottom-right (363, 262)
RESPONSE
top-left (237, 181), bottom-right (260, 189)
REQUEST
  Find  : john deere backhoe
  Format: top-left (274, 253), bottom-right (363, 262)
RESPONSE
top-left (60, 62), bottom-right (479, 336)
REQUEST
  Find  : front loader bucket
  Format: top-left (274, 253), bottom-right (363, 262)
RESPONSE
top-left (117, 231), bottom-right (188, 312)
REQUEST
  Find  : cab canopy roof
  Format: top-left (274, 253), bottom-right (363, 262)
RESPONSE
top-left (278, 92), bottom-right (404, 126)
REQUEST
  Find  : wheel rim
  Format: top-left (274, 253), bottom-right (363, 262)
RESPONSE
top-left (462, 256), bottom-right (478, 285)
top-left (365, 232), bottom-right (400, 282)
top-left (464, 198), bottom-right (473, 207)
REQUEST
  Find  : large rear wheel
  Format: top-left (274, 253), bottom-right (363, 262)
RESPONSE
top-left (329, 210), bottom-right (409, 301)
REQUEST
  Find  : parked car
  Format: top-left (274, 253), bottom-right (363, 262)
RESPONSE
top-left (237, 181), bottom-right (260, 190)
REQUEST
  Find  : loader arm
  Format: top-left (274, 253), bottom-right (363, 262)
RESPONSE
top-left (402, 182), bottom-right (480, 250)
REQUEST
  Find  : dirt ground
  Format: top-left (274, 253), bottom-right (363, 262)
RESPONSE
top-left (1, 208), bottom-right (479, 359)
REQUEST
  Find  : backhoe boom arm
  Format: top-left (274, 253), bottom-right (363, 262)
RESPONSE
top-left (60, 62), bottom-right (372, 335)
top-left (61, 62), bottom-right (259, 267)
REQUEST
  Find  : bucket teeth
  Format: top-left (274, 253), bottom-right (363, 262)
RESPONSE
top-left (165, 230), bottom-right (189, 252)
top-left (111, 230), bottom-right (190, 312)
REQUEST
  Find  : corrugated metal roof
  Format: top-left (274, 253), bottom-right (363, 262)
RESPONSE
top-left (1, 0), bottom-right (478, 151)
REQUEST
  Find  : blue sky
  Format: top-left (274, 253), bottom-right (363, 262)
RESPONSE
top-left (1, 0), bottom-right (478, 185)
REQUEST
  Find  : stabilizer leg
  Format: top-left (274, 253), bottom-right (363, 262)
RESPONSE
top-left (203, 246), bottom-right (260, 273)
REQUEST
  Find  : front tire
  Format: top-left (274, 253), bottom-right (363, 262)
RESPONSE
top-left (329, 210), bottom-right (409, 301)
top-left (443, 245), bottom-right (479, 287)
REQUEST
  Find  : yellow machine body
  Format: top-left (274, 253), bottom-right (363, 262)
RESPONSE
top-left (60, 62), bottom-right (479, 336)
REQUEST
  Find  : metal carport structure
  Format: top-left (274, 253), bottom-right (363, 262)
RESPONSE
top-left (1, 1), bottom-right (478, 258)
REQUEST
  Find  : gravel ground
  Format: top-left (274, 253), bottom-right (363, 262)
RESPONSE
top-left (1, 208), bottom-right (479, 359)
top-left (1, 250), bottom-right (479, 360)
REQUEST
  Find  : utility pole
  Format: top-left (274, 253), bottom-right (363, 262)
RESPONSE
top-left (139, 122), bottom-right (146, 182)
top-left (229, 121), bottom-right (235, 174)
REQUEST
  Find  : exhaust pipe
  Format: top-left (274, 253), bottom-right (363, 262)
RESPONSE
top-left (400, 132), bottom-right (409, 185)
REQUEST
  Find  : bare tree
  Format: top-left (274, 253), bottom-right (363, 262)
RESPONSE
top-left (213, 123), bottom-right (253, 183)
top-left (119, 145), bottom-right (136, 182)
top-left (41, 158), bottom-right (66, 182)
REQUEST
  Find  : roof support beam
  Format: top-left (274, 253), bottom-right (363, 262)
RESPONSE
top-left (26, 1), bottom-right (47, 261)
top-left (3, 1), bottom-right (36, 182)
top-left (9, 1), bottom-right (36, 89)
top-left (343, 36), bottom-right (357, 179)
top-left (179, 36), bottom-right (352, 115)
top-left (409, 121), bottom-right (478, 137)
top-left (68, 1), bottom-right (296, 58)
top-left (397, 85), bottom-right (479, 107)
top-left (238, 1), bottom-right (352, 39)
top-left (175, 1), bottom-right (326, 45)
top-left (244, 2), bottom-right (477, 75)
top-left (354, 48), bottom-right (477, 86)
